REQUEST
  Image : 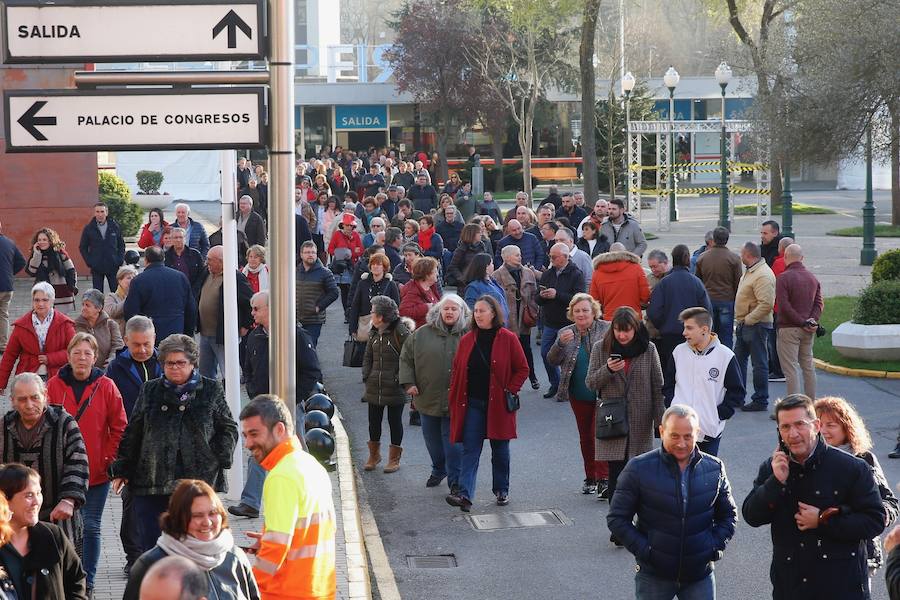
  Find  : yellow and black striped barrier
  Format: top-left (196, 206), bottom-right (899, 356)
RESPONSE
top-left (629, 186), bottom-right (770, 196)
top-left (629, 161), bottom-right (767, 173)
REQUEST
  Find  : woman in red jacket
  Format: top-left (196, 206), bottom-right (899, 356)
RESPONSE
top-left (328, 212), bottom-right (365, 313)
top-left (399, 257), bottom-right (442, 329)
top-left (137, 208), bottom-right (169, 249)
top-left (445, 295), bottom-right (529, 512)
top-left (0, 282), bottom-right (75, 392)
top-left (47, 332), bottom-right (127, 593)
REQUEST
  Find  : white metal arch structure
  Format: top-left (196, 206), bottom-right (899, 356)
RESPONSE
top-left (627, 119), bottom-right (762, 231)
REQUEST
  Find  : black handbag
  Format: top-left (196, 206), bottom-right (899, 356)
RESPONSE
top-left (343, 338), bottom-right (366, 368)
top-left (504, 390), bottom-right (520, 412)
top-left (596, 376), bottom-right (630, 440)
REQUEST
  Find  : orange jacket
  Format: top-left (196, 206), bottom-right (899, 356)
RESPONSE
top-left (254, 437), bottom-right (336, 600)
top-left (589, 251), bottom-right (650, 320)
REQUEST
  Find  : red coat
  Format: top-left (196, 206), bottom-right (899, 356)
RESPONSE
top-left (589, 251), bottom-right (650, 320)
top-left (0, 311), bottom-right (75, 391)
top-left (327, 229), bottom-right (364, 263)
top-left (448, 327), bottom-right (529, 443)
top-left (46, 368), bottom-right (128, 486)
top-left (137, 220), bottom-right (170, 249)
top-left (399, 280), bottom-right (441, 328)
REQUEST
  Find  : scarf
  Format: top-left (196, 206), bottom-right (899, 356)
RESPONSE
top-left (40, 247), bottom-right (64, 277)
top-left (157, 529), bottom-right (235, 570)
top-left (611, 323), bottom-right (650, 359)
top-left (162, 369), bottom-right (201, 401)
top-left (241, 263), bottom-right (270, 292)
top-left (418, 227), bottom-right (435, 251)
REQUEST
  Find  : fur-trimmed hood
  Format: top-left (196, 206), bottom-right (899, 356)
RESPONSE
top-left (592, 250), bottom-right (640, 271)
top-left (360, 271), bottom-right (393, 282)
top-left (424, 295), bottom-right (471, 335)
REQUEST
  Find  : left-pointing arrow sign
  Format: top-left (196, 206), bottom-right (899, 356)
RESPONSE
top-left (17, 100), bottom-right (56, 141)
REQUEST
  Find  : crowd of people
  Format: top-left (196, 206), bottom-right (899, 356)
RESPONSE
top-left (1, 145), bottom-right (900, 599)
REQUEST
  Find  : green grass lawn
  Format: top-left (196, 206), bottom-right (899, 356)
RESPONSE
top-left (827, 224), bottom-right (900, 237)
top-left (734, 202), bottom-right (835, 216)
top-left (813, 296), bottom-right (900, 372)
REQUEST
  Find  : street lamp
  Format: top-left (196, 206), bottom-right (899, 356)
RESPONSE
top-left (861, 125), bottom-right (877, 265)
top-left (715, 61), bottom-right (732, 230)
top-left (663, 66), bottom-right (679, 222)
top-left (622, 71), bottom-right (635, 212)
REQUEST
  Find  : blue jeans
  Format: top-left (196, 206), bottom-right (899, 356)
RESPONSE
top-left (635, 570), bottom-right (715, 600)
top-left (458, 402), bottom-right (510, 501)
top-left (420, 414), bottom-right (461, 488)
top-left (710, 300), bottom-right (734, 349)
top-left (734, 323), bottom-right (769, 406)
top-left (303, 323), bottom-right (323, 347)
top-left (698, 434), bottom-right (721, 457)
top-left (240, 457), bottom-right (267, 511)
top-left (540, 326), bottom-right (561, 388)
top-left (199, 334), bottom-right (226, 379)
top-left (134, 494), bottom-right (171, 553)
top-left (82, 482), bottom-right (110, 588)
top-left (91, 271), bottom-right (117, 294)
top-left (767, 315), bottom-right (783, 377)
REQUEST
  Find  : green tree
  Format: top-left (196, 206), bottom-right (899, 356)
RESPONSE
top-left (578, 0), bottom-right (602, 203)
top-left (98, 171), bottom-right (142, 237)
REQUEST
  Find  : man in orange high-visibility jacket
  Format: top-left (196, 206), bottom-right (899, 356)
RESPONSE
top-left (241, 395), bottom-right (336, 600)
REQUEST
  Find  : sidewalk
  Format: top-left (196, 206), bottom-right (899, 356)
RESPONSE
top-left (1, 279), bottom-right (369, 600)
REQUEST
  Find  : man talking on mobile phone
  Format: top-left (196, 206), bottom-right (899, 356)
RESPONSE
top-left (742, 394), bottom-right (886, 600)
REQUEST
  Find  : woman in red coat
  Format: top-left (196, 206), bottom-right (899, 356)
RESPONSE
top-left (46, 331), bottom-right (127, 591)
top-left (399, 257), bottom-right (442, 329)
top-left (328, 212), bottom-right (365, 312)
top-left (0, 282), bottom-right (75, 393)
top-left (137, 208), bottom-right (169, 249)
top-left (446, 295), bottom-right (529, 512)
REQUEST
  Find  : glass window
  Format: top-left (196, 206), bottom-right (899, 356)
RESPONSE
top-left (303, 106), bottom-right (331, 160)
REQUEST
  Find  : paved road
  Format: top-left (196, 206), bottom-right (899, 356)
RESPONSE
top-left (317, 302), bottom-right (900, 600)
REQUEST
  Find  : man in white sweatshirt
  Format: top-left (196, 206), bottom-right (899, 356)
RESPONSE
top-left (662, 307), bottom-right (745, 456)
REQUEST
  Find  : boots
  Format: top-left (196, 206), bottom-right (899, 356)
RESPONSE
top-left (364, 441), bottom-right (381, 471)
top-left (383, 445), bottom-right (403, 473)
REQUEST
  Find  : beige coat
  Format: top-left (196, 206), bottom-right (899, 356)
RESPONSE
top-left (546, 320), bottom-right (610, 403)
top-left (74, 311), bottom-right (124, 369)
top-left (587, 340), bottom-right (664, 462)
top-left (491, 265), bottom-right (538, 335)
top-left (734, 259), bottom-right (775, 325)
top-left (104, 291), bottom-right (127, 338)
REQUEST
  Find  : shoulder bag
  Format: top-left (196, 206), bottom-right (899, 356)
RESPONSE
top-left (342, 337), bottom-right (366, 368)
top-left (596, 374), bottom-right (630, 440)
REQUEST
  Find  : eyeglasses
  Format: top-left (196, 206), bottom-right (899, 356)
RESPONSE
top-left (777, 420), bottom-right (816, 434)
top-left (164, 360), bottom-right (191, 369)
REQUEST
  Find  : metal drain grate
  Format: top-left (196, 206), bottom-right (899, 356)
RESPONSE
top-left (467, 509), bottom-right (566, 531)
top-left (407, 554), bottom-right (458, 568)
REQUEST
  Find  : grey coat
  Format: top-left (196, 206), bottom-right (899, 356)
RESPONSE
top-left (398, 304), bottom-right (469, 417)
top-left (362, 317), bottom-right (414, 407)
top-left (587, 340), bottom-right (664, 462)
top-left (546, 320), bottom-right (610, 403)
top-left (491, 265), bottom-right (538, 335)
top-left (74, 311), bottom-right (124, 369)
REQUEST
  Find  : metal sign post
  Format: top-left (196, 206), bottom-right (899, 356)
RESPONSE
top-left (1, 0), bottom-right (265, 63)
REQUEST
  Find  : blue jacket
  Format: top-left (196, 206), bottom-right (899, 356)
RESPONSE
top-left (0, 235), bottom-right (26, 292)
top-left (608, 447), bottom-right (737, 584)
top-left (464, 278), bottom-right (509, 325)
top-left (179, 217), bottom-right (210, 260)
top-left (494, 232), bottom-right (545, 270)
top-left (105, 348), bottom-right (161, 417)
top-left (123, 263), bottom-right (197, 342)
top-left (79, 218), bottom-right (125, 275)
top-left (411, 232), bottom-right (444, 261)
top-left (436, 220), bottom-right (463, 253)
top-left (648, 266), bottom-right (712, 336)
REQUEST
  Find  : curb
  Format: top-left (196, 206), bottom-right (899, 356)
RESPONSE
top-left (331, 412), bottom-right (373, 599)
top-left (814, 358), bottom-right (900, 379)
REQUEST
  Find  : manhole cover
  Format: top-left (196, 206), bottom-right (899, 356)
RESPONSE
top-left (407, 554), bottom-right (458, 568)
top-left (467, 510), bottom-right (566, 531)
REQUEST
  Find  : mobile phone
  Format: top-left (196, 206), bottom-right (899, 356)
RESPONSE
top-left (610, 353), bottom-right (623, 361)
top-left (777, 431), bottom-right (790, 455)
top-left (539, 285), bottom-right (548, 291)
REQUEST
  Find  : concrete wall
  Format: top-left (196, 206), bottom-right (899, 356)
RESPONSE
top-left (0, 66), bottom-right (99, 276)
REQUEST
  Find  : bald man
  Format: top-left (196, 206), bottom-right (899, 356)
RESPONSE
top-left (774, 244), bottom-right (822, 398)
top-left (196, 245), bottom-right (255, 379)
top-left (140, 556), bottom-right (208, 600)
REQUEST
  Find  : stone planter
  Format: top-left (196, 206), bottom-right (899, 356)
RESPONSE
top-left (832, 321), bottom-right (900, 361)
top-left (132, 193), bottom-right (171, 210)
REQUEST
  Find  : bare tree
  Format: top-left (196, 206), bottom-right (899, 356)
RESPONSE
top-left (579, 0), bottom-right (602, 203)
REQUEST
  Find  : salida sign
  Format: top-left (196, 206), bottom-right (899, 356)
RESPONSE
top-left (334, 105), bottom-right (388, 131)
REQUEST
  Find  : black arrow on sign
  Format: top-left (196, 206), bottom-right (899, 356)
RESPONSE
top-left (212, 10), bottom-right (252, 49)
top-left (18, 101), bottom-right (56, 141)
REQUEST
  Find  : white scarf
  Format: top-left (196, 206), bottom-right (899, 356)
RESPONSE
top-left (241, 263), bottom-right (270, 292)
top-left (32, 309), bottom-right (54, 352)
top-left (156, 529), bottom-right (234, 570)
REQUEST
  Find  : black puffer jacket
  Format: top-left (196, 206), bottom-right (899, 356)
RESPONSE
top-left (348, 273), bottom-right (401, 336)
top-left (608, 446), bottom-right (737, 584)
top-left (446, 240), bottom-right (491, 288)
top-left (742, 436), bottom-right (886, 600)
top-left (362, 317), bottom-right (414, 407)
top-left (110, 375), bottom-right (239, 495)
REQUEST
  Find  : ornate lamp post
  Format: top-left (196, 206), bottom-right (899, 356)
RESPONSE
top-left (621, 71), bottom-right (635, 212)
top-left (663, 66), bottom-right (680, 222)
top-left (861, 125), bottom-right (877, 265)
top-left (715, 61), bottom-right (732, 230)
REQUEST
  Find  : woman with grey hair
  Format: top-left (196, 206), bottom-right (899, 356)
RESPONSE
top-left (399, 294), bottom-right (469, 492)
top-left (0, 282), bottom-right (75, 391)
top-left (75, 289), bottom-right (124, 369)
top-left (104, 265), bottom-right (138, 337)
top-left (362, 296), bottom-right (414, 474)
top-left (110, 334), bottom-right (238, 553)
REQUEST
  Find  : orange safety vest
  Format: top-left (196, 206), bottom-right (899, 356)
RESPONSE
top-left (253, 437), bottom-right (336, 600)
